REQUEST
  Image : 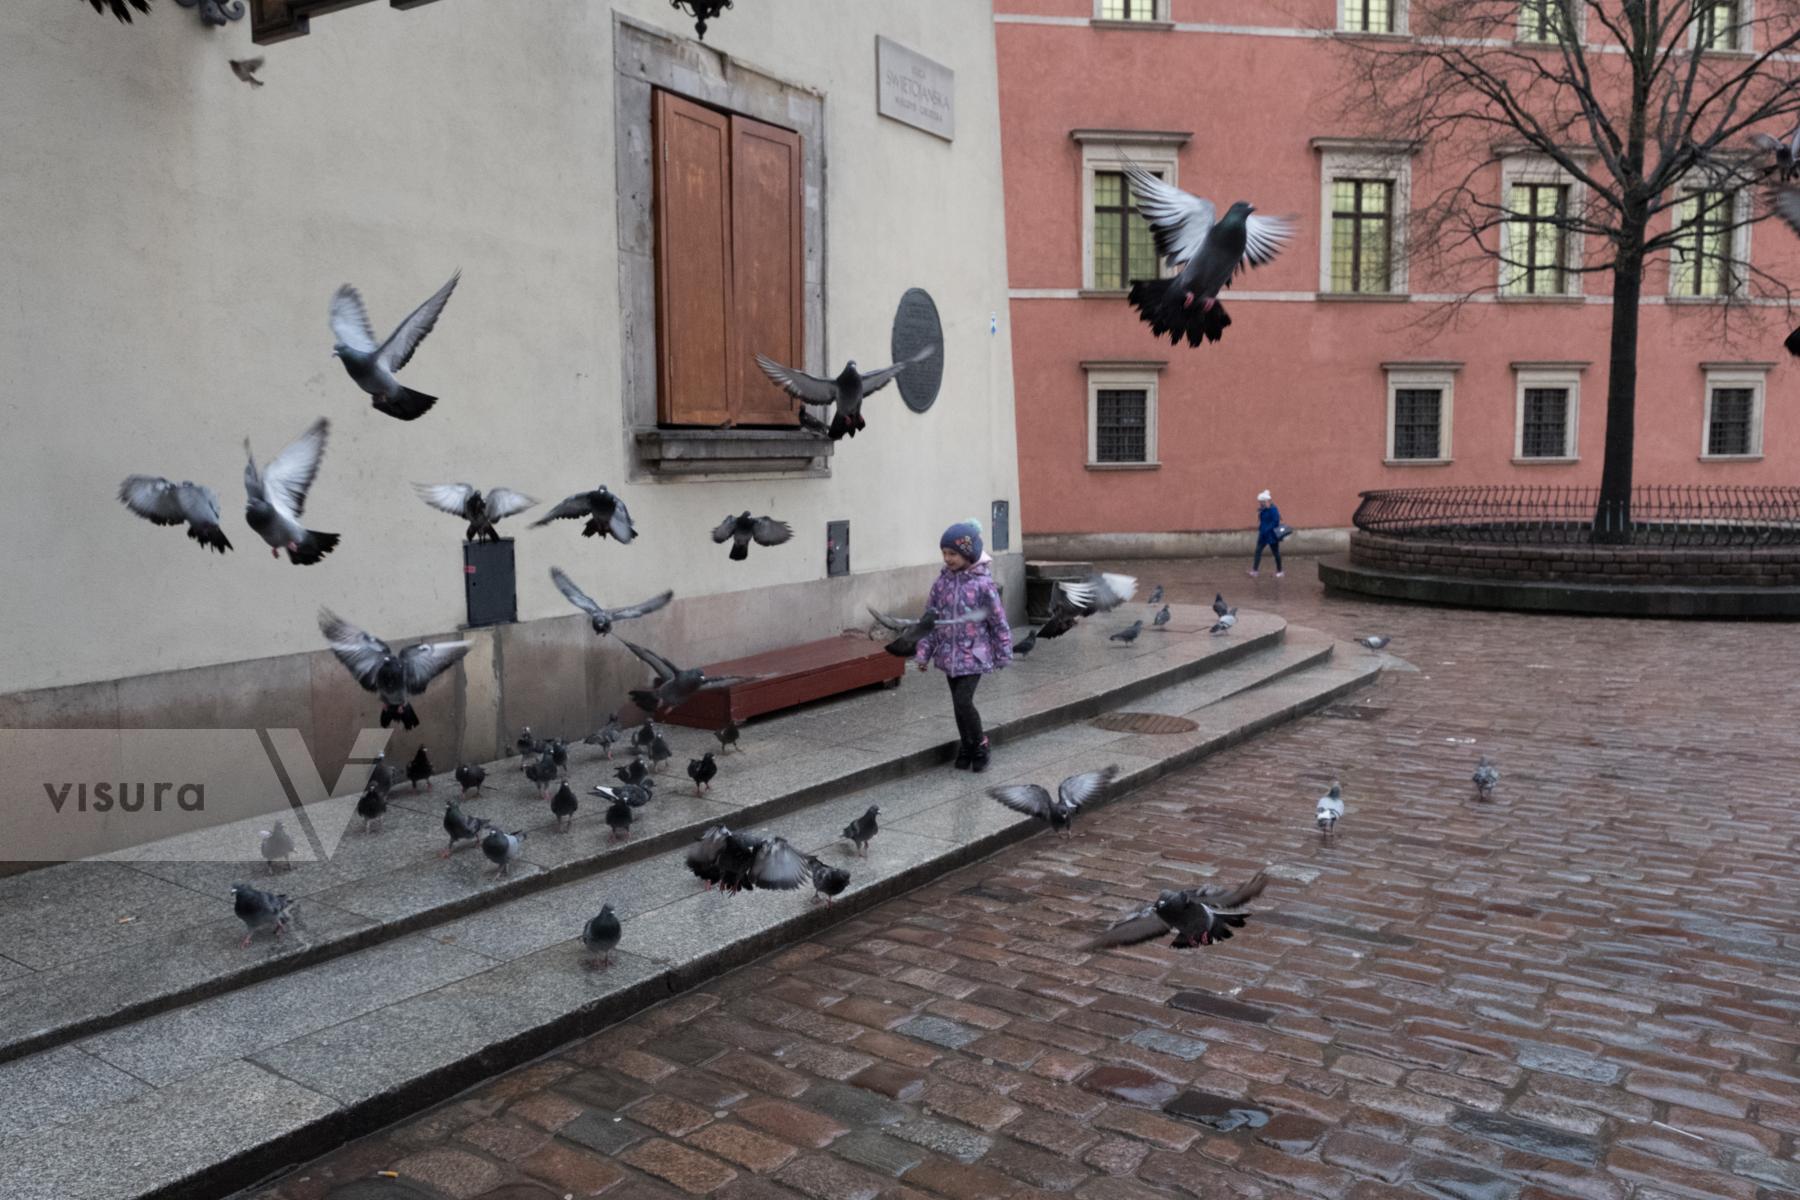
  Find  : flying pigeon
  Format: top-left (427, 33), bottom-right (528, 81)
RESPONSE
top-left (231, 883), bottom-right (294, 949)
top-left (413, 484), bottom-right (537, 543)
top-left (330, 272), bottom-right (459, 420)
top-left (712, 512), bottom-right (794, 561)
top-left (753, 345), bottom-right (936, 440)
top-left (1146, 585), bottom-right (1164, 606)
top-left (355, 782), bottom-right (388, 833)
top-left (1037, 595), bottom-right (1083, 639)
top-left (481, 828), bottom-right (527, 877)
top-left (1210, 609), bottom-right (1238, 635)
top-left (1152, 605), bottom-right (1171, 628)
top-left (1472, 757), bottom-right (1501, 801)
top-left (1060, 572), bottom-right (1138, 614)
top-left (1086, 872), bottom-right (1269, 951)
top-left (550, 567), bottom-right (672, 636)
top-left (1013, 627), bottom-right (1039, 655)
top-left (795, 404), bottom-right (831, 436)
top-left (84, 0), bottom-right (150, 21)
top-left (582, 903), bottom-right (622, 969)
top-left (1355, 635), bottom-right (1390, 652)
top-left (688, 752), bottom-right (718, 796)
top-left (618, 639), bottom-right (751, 714)
top-left (715, 720), bottom-right (740, 753)
top-left (1764, 185), bottom-right (1800, 354)
top-left (842, 805), bottom-right (879, 857)
top-left (229, 57), bottom-right (264, 87)
top-left (585, 715), bottom-right (623, 758)
top-left (531, 486), bottom-right (637, 542)
top-left (118, 476), bottom-right (233, 554)
top-left (806, 856), bottom-right (851, 906)
top-left (1213, 593), bottom-right (1230, 619)
top-left (1316, 783), bottom-right (1344, 841)
top-left (525, 751), bottom-right (561, 798)
top-left (1121, 164), bottom-right (1295, 347)
top-left (686, 826), bottom-right (810, 893)
top-left (319, 609), bottom-right (472, 730)
top-left (1752, 125), bottom-right (1800, 181)
top-left (406, 745), bottom-right (434, 791)
top-left (441, 799), bottom-right (491, 857)
top-left (245, 418), bottom-right (339, 564)
top-left (595, 783), bottom-right (653, 841)
top-left (988, 766), bottom-right (1117, 837)
top-left (550, 781), bottom-right (580, 832)
top-left (1110, 620), bottom-right (1144, 645)
top-left (869, 607), bottom-right (989, 658)
top-left (259, 821), bottom-right (295, 872)
top-left (454, 763), bottom-right (486, 795)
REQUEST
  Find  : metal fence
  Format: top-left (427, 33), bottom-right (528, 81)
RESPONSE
top-left (1352, 485), bottom-right (1800, 546)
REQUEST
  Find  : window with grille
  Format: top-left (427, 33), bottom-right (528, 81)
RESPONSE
top-left (1708, 387), bottom-right (1755, 456)
top-left (1520, 387), bottom-right (1570, 458)
top-left (1504, 182), bottom-right (1570, 295)
top-left (1672, 190), bottom-right (1736, 296)
top-left (1391, 388), bottom-right (1442, 460)
top-left (1341, 0), bottom-right (1395, 32)
top-left (1519, 0), bottom-right (1568, 42)
top-left (1695, 1), bottom-right (1741, 51)
top-left (1330, 178), bottom-right (1393, 293)
top-left (1093, 170), bottom-right (1162, 290)
top-left (1095, 389), bottom-right (1149, 463)
top-left (1099, 0), bottom-right (1161, 19)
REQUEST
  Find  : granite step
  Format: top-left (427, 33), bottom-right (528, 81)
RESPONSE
top-left (0, 629), bottom-right (1383, 1200)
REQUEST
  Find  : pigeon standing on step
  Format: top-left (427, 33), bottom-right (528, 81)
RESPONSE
top-left (582, 903), bottom-right (621, 969)
top-left (442, 799), bottom-right (492, 857)
top-left (1212, 593), bottom-right (1230, 619)
top-left (232, 883), bottom-right (295, 949)
top-left (1013, 627), bottom-right (1039, 656)
top-left (1316, 783), bottom-right (1344, 842)
top-left (355, 781), bottom-right (388, 834)
top-left (1210, 608), bottom-right (1238, 635)
top-left (1110, 620), bottom-right (1144, 645)
top-left (482, 828), bottom-right (527, 877)
top-left (550, 781), bottom-right (580, 832)
top-left (585, 715), bottom-right (622, 759)
top-left (118, 475), bottom-right (234, 555)
top-left (516, 727), bottom-right (543, 771)
top-left (712, 512), bottom-right (794, 561)
top-left (531, 486), bottom-right (638, 543)
top-left (806, 856), bottom-right (851, 906)
top-left (413, 483), bottom-right (538, 542)
top-left (715, 720), bottom-right (740, 754)
top-left (843, 805), bottom-right (880, 857)
top-left (319, 609), bottom-right (472, 731)
top-left (988, 766), bottom-right (1118, 838)
top-left (454, 763), bottom-right (486, 795)
top-left (550, 566), bottom-right (673, 637)
top-left (596, 783), bottom-right (654, 841)
top-left (407, 746), bottom-right (434, 791)
top-left (366, 752), bottom-right (394, 796)
top-left (259, 821), bottom-right (295, 872)
top-left (1153, 605), bottom-right (1171, 628)
top-left (616, 759), bottom-right (651, 788)
top-left (1060, 572), bottom-right (1138, 615)
top-left (331, 271), bottom-right (460, 421)
top-left (1355, 635), bottom-right (1391, 652)
top-left (1472, 757), bottom-right (1501, 801)
top-left (244, 418), bottom-right (339, 565)
top-left (688, 752), bottom-right (718, 795)
top-left (1086, 872), bottom-right (1269, 951)
top-left (525, 751), bottom-right (561, 799)
top-left (753, 346), bottom-right (936, 440)
top-left (1147, 585), bottom-right (1164, 606)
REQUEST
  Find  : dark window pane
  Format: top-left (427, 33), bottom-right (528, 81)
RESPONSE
top-left (1344, 0), bottom-right (1394, 32)
top-left (1392, 388), bottom-right (1442, 460)
top-left (1096, 388), bottom-right (1149, 463)
top-left (1520, 387), bottom-right (1569, 457)
top-left (1093, 169), bottom-right (1160, 290)
top-left (1708, 387), bottom-right (1754, 456)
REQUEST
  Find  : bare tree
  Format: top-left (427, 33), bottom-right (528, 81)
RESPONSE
top-left (1336, 1), bottom-right (1800, 540)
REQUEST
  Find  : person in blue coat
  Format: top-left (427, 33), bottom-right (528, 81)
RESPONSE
top-left (1250, 489), bottom-right (1284, 578)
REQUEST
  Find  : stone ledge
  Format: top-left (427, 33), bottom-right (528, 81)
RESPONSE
top-left (633, 428), bottom-right (833, 478)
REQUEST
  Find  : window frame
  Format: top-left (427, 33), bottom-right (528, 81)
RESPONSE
top-left (1093, 0), bottom-right (1170, 21)
top-left (1668, 185), bottom-right (1751, 300)
top-left (1082, 360), bottom-right (1164, 469)
top-left (1517, 0), bottom-right (1585, 44)
top-left (1383, 363), bottom-right (1459, 465)
top-left (1337, 0), bottom-right (1406, 35)
top-left (1499, 155), bottom-right (1584, 298)
top-left (1076, 135), bottom-right (1187, 293)
top-left (1691, 0), bottom-right (1753, 53)
top-left (1315, 140), bottom-right (1415, 295)
top-left (1700, 364), bottom-right (1768, 460)
top-left (1512, 363), bottom-right (1585, 463)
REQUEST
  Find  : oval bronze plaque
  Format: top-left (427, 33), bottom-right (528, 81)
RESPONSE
top-left (891, 288), bottom-right (945, 414)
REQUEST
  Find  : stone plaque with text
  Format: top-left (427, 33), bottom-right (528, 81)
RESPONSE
top-left (876, 36), bottom-right (954, 142)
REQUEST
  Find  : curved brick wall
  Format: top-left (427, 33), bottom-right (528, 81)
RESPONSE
top-left (1350, 531), bottom-right (1800, 586)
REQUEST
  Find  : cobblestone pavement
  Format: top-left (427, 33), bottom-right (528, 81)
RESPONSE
top-left (251, 558), bottom-right (1800, 1200)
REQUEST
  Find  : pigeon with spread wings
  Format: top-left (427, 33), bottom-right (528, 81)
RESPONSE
top-left (1752, 125), bottom-right (1800, 182)
top-left (618, 638), bottom-right (755, 715)
top-left (244, 418), bottom-right (339, 565)
top-left (988, 766), bottom-right (1117, 837)
top-left (754, 346), bottom-right (935, 440)
top-left (550, 567), bottom-right (672, 637)
top-left (1121, 163), bottom-right (1294, 347)
top-left (119, 476), bottom-right (233, 554)
top-left (532, 486), bottom-right (638, 543)
top-left (414, 484), bottom-right (537, 542)
top-left (330, 272), bottom-right (460, 420)
top-left (318, 608), bottom-right (472, 730)
top-left (1087, 872), bottom-right (1269, 951)
top-left (1765, 185), bottom-right (1800, 355)
top-left (712, 512), bottom-right (793, 561)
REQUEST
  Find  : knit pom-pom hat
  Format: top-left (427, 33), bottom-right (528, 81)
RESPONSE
top-left (940, 519), bottom-right (983, 563)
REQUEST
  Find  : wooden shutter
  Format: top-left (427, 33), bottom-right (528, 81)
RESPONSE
top-left (654, 91), bottom-right (734, 426)
top-left (730, 116), bottom-right (805, 427)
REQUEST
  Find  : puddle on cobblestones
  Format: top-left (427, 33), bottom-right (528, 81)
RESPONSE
top-left (1163, 1089), bottom-right (1272, 1132)
top-left (1079, 1065), bottom-right (1181, 1107)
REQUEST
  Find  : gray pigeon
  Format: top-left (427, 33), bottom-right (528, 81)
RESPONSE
top-left (805, 855), bottom-right (850, 906)
top-left (231, 883), bottom-right (294, 949)
top-left (712, 512), bottom-right (794, 561)
top-left (118, 476), bottom-right (232, 554)
top-left (244, 418), bottom-right (338, 564)
top-left (229, 57), bottom-right (264, 87)
top-left (330, 272), bottom-right (460, 420)
top-left (869, 607), bottom-right (989, 658)
top-left (319, 609), bottom-right (472, 730)
top-left (988, 766), bottom-right (1117, 837)
top-left (1316, 783), bottom-right (1344, 841)
top-left (585, 715), bottom-right (623, 758)
top-left (524, 750), bottom-right (561, 797)
top-left (842, 805), bottom-right (879, 857)
top-left (1146, 585), bottom-right (1164, 606)
top-left (594, 783), bottom-right (654, 841)
top-left (715, 719), bottom-right (740, 753)
top-left (258, 821), bottom-right (295, 872)
top-left (454, 763), bottom-right (486, 795)
top-left (1123, 164), bottom-right (1295, 347)
top-left (414, 484), bottom-right (537, 542)
top-left (582, 903), bottom-right (621, 969)
top-left (550, 782), bottom-right (580, 832)
top-left (1060, 572), bottom-right (1138, 614)
top-left (1751, 125), bottom-right (1800, 181)
top-left (1152, 605), bottom-right (1171, 627)
top-left (754, 345), bottom-right (936, 440)
top-left (1212, 592), bottom-right (1230, 619)
top-left (1013, 627), bottom-right (1039, 656)
top-left (688, 752), bottom-right (717, 796)
top-left (442, 798), bottom-right (491, 857)
top-left (550, 567), bottom-right (672, 636)
top-left (366, 752), bottom-right (394, 795)
top-left (355, 782), bottom-right (388, 833)
top-left (685, 825), bottom-right (810, 893)
top-left (481, 828), bottom-right (527, 876)
top-left (1210, 609), bottom-right (1238, 635)
top-left (1086, 872), bottom-right (1269, 951)
top-left (1110, 620), bottom-right (1144, 645)
top-left (531, 486), bottom-right (637, 542)
top-left (1355, 635), bottom-right (1390, 652)
top-left (619, 639), bottom-right (752, 715)
top-left (1472, 757), bottom-right (1501, 801)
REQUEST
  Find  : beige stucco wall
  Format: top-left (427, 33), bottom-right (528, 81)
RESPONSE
top-left (0, 0), bottom-right (1019, 695)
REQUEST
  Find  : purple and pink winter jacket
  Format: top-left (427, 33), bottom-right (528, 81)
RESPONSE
top-left (913, 558), bottom-right (1013, 677)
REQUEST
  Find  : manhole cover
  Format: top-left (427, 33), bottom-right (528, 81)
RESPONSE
top-left (1319, 704), bottom-right (1387, 721)
top-left (1091, 712), bottom-right (1199, 735)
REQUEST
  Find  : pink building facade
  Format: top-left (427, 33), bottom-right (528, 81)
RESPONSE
top-left (996, 0), bottom-right (1800, 549)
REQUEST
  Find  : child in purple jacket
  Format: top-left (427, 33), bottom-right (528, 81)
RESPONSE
top-left (914, 520), bottom-right (1013, 772)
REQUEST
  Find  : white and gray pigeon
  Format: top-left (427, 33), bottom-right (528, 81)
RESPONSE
top-left (1086, 872), bottom-right (1269, 950)
top-left (413, 484), bottom-right (537, 542)
top-left (1751, 124), bottom-right (1800, 181)
top-left (1355, 635), bottom-right (1391, 652)
top-left (244, 418), bottom-right (339, 564)
top-left (330, 272), bottom-right (460, 420)
top-left (231, 883), bottom-right (294, 949)
top-left (712, 512), bottom-right (794, 561)
top-left (532, 486), bottom-right (638, 543)
top-left (1316, 783), bottom-right (1344, 841)
top-left (481, 827), bottom-right (527, 877)
top-left (1472, 756), bottom-right (1501, 801)
top-left (318, 608), bottom-right (473, 730)
top-left (582, 903), bottom-right (621, 969)
top-left (1060, 572), bottom-right (1138, 614)
top-left (119, 476), bottom-right (233, 554)
top-left (1122, 163), bottom-right (1295, 347)
top-left (753, 345), bottom-right (936, 440)
top-left (550, 567), bottom-right (672, 637)
top-left (1213, 593), bottom-right (1230, 619)
top-left (988, 765), bottom-right (1117, 837)
top-left (1210, 608), bottom-right (1238, 635)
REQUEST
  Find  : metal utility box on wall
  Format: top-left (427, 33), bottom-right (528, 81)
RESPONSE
top-left (463, 539), bottom-right (517, 628)
top-left (991, 500), bottom-right (1010, 552)
top-left (827, 520), bottom-right (850, 577)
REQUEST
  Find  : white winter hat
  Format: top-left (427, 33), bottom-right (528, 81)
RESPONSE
top-left (1257, 490), bottom-right (1272, 502)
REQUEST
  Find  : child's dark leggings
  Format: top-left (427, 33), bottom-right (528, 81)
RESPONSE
top-left (948, 674), bottom-right (984, 746)
top-left (1253, 536), bottom-right (1283, 572)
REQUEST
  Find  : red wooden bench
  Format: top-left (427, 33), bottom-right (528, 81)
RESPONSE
top-left (656, 634), bottom-right (905, 728)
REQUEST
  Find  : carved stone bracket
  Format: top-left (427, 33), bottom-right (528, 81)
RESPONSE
top-left (249, 0), bottom-right (441, 45)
